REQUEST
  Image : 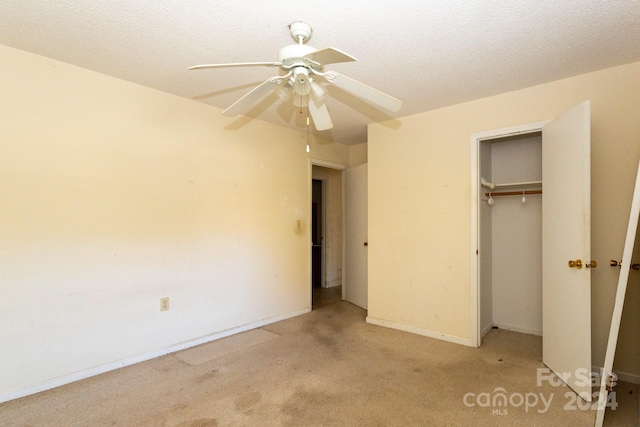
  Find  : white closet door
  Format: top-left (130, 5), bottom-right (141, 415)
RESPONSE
top-left (542, 101), bottom-right (592, 401)
top-left (344, 163), bottom-right (368, 309)
top-left (595, 159), bottom-right (640, 425)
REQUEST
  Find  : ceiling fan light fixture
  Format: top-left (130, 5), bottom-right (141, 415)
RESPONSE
top-left (293, 79), bottom-right (310, 95)
top-left (293, 93), bottom-right (309, 108)
top-left (292, 68), bottom-right (311, 96)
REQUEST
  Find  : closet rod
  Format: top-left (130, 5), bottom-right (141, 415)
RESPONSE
top-left (484, 190), bottom-right (542, 197)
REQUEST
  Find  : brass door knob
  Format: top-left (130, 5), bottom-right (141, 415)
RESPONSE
top-left (610, 260), bottom-right (639, 270)
top-left (568, 259), bottom-right (583, 269)
top-left (586, 260), bottom-right (597, 269)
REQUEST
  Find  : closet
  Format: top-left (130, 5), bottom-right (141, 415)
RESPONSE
top-left (479, 131), bottom-right (542, 339)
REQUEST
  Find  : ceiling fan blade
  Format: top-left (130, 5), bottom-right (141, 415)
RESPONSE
top-left (303, 48), bottom-right (356, 66)
top-left (188, 61), bottom-right (282, 70)
top-left (222, 76), bottom-right (284, 116)
top-left (323, 71), bottom-right (402, 112)
top-left (308, 96), bottom-right (333, 131)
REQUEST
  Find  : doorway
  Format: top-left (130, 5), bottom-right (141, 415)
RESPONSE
top-left (477, 132), bottom-right (542, 341)
top-left (311, 165), bottom-right (344, 309)
top-left (312, 179), bottom-right (323, 289)
top-left (471, 120), bottom-right (549, 347)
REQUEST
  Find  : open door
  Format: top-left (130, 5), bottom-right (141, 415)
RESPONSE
top-left (344, 163), bottom-right (368, 309)
top-left (542, 101), bottom-right (592, 401)
top-left (595, 158), bottom-right (640, 426)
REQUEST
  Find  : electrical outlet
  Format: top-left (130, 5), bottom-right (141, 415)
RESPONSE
top-left (160, 297), bottom-right (170, 311)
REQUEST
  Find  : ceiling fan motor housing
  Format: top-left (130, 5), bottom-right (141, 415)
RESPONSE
top-left (278, 44), bottom-right (318, 68)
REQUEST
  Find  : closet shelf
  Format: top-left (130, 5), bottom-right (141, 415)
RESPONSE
top-left (494, 180), bottom-right (542, 189)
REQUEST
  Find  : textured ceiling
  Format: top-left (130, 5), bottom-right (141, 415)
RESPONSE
top-left (1, 1), bottom-right (640, 145)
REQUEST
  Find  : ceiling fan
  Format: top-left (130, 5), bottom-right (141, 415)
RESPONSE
top-left (188, 21), bottom-right (402, 131)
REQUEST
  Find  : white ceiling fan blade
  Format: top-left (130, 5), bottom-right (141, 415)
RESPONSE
top-left (323, 71), bottom-right (402, 112)
top-left (222, 76), bottom-right (284, 116)
top-left (308, 96), bottom-right (333, 131)
top-left (303, 48), bottom-right (356, 66)
top-left (188, 62), bottom-right (281, 70)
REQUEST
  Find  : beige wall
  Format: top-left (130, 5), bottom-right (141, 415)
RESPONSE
top-left (0, 44), bottom-right (349, 400)
top-left (368, 61), bottom-right (640, 377)
top-left (349, 143), bottom-right (368, 167)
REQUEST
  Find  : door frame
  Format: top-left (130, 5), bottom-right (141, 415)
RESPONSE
top-left (470, 120), bottom-right (550, 348)
top-left (309, 158), bottom-right (346, 309)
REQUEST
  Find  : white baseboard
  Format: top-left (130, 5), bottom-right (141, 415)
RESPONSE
top-left (366, 316), bottom-right (472, 347)
top-left (615, 370), bottom-right (640, 385)
top-left (592, 366), bottom-right (640, 385)
top-left (0, 308), bottom-right (310, 404)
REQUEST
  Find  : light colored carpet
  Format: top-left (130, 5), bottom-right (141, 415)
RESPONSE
top-left (0, 301), bottom-right (637, 426)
